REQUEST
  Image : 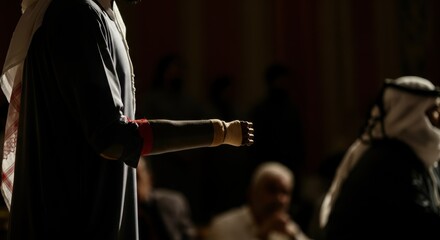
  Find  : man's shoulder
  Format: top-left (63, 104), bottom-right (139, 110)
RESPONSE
top-left (211, 206), bottom-right (251, 227)
top-left (151, 189), bottom-right (188, 206)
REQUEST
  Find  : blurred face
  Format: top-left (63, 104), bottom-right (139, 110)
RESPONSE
top-left (426, 99), bottom-right (440, 129)
top-left (250, 174), bottom-right (292, 220)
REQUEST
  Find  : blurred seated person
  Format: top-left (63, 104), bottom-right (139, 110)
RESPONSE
top-left (207, 162), bottom-right (312, 240)
top-left (137, 156), bottom-right (196, 240)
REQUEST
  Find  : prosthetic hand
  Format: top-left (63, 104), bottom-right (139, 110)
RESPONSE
top-left (211, 120), bottom-right (254, 147)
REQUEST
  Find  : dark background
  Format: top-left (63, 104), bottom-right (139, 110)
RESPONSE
top-left (1, 0), bottom-right (440, 237)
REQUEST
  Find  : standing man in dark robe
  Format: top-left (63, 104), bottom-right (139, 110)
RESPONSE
top-left (0, 0), bottom-right (254, 239)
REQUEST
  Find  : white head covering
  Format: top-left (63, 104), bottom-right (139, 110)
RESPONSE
top-left (0, 0), bottom-right (127, 210)
top-left (319, 76), bottom-right (440, 227)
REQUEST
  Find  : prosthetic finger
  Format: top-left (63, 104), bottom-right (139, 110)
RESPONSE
top-left (240, 121), bottom-right (254, 146)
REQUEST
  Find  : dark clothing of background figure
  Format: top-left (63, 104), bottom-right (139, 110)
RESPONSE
top-left (248, 64), bottom-right (305, 177)
top-left (324, 139), bottom-right (440, 240)
top-left (248, 88), bottom-right (306, 227)
top-left (138, 189), bottom-right (196, 240)
top-left (249, 89), bottom-right (305, 172)
top-left (7, 1), bottom-right (142, 239)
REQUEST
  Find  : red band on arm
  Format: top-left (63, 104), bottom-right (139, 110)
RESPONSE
top-left (132, 119), bottom-right (153, 156)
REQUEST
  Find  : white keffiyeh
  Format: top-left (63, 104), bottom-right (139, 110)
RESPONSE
top-left (319, 76), bottom-right (440, 227)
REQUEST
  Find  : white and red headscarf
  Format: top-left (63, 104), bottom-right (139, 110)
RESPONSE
top-left (0, 0), bottom-right (52, 211)
top-left (0, 0), bottom-right (127, 210)
top-left (319, 76), bottom-right (440, 227)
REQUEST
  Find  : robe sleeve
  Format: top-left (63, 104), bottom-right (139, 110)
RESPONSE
top-left (45, 3), bottom-right (142, 167)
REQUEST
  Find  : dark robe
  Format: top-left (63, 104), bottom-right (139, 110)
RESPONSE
top-left (324, 139), bottom-right (440, 240)
top-left (7, 0), bottom-right (143, 239)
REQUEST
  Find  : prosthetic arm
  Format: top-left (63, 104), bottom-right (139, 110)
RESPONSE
top-left (100, 119), bottom-right (254, 160)
top-left (147, 119), bottom-right (253, 155)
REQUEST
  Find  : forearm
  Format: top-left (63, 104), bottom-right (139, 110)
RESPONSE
top-left (148, 119), bottom-right (214, 155)
top-left (100, 118), bottom-right (253, 161)
top-left (148, 119), bottom-right (247, 155)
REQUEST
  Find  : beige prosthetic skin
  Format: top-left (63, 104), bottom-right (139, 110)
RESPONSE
top-left (101, 119), bottom-right (253, 159)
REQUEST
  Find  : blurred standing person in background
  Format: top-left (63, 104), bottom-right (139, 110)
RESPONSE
top-left (138, 53), bottom-right (210, 225)
top-left (0, 0), bottom-right (254, 239)
top-left (139, 54), bottom-right (206, 121)
top-left (206, 75), bottom-right (238, 121)
top-left (249, 63), bottom-right (305, 174)
top-left (249, 63), bottom-right (307, 227)
top-left (202, 74), bottom-right (251, 222)
top-left (320, 76), bottom-right (440, 239)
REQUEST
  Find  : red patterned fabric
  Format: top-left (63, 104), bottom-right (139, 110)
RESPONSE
top-left (1, 0), bottom-right (53, 210)
top-left (1, 70), bottom-right (23, 210)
